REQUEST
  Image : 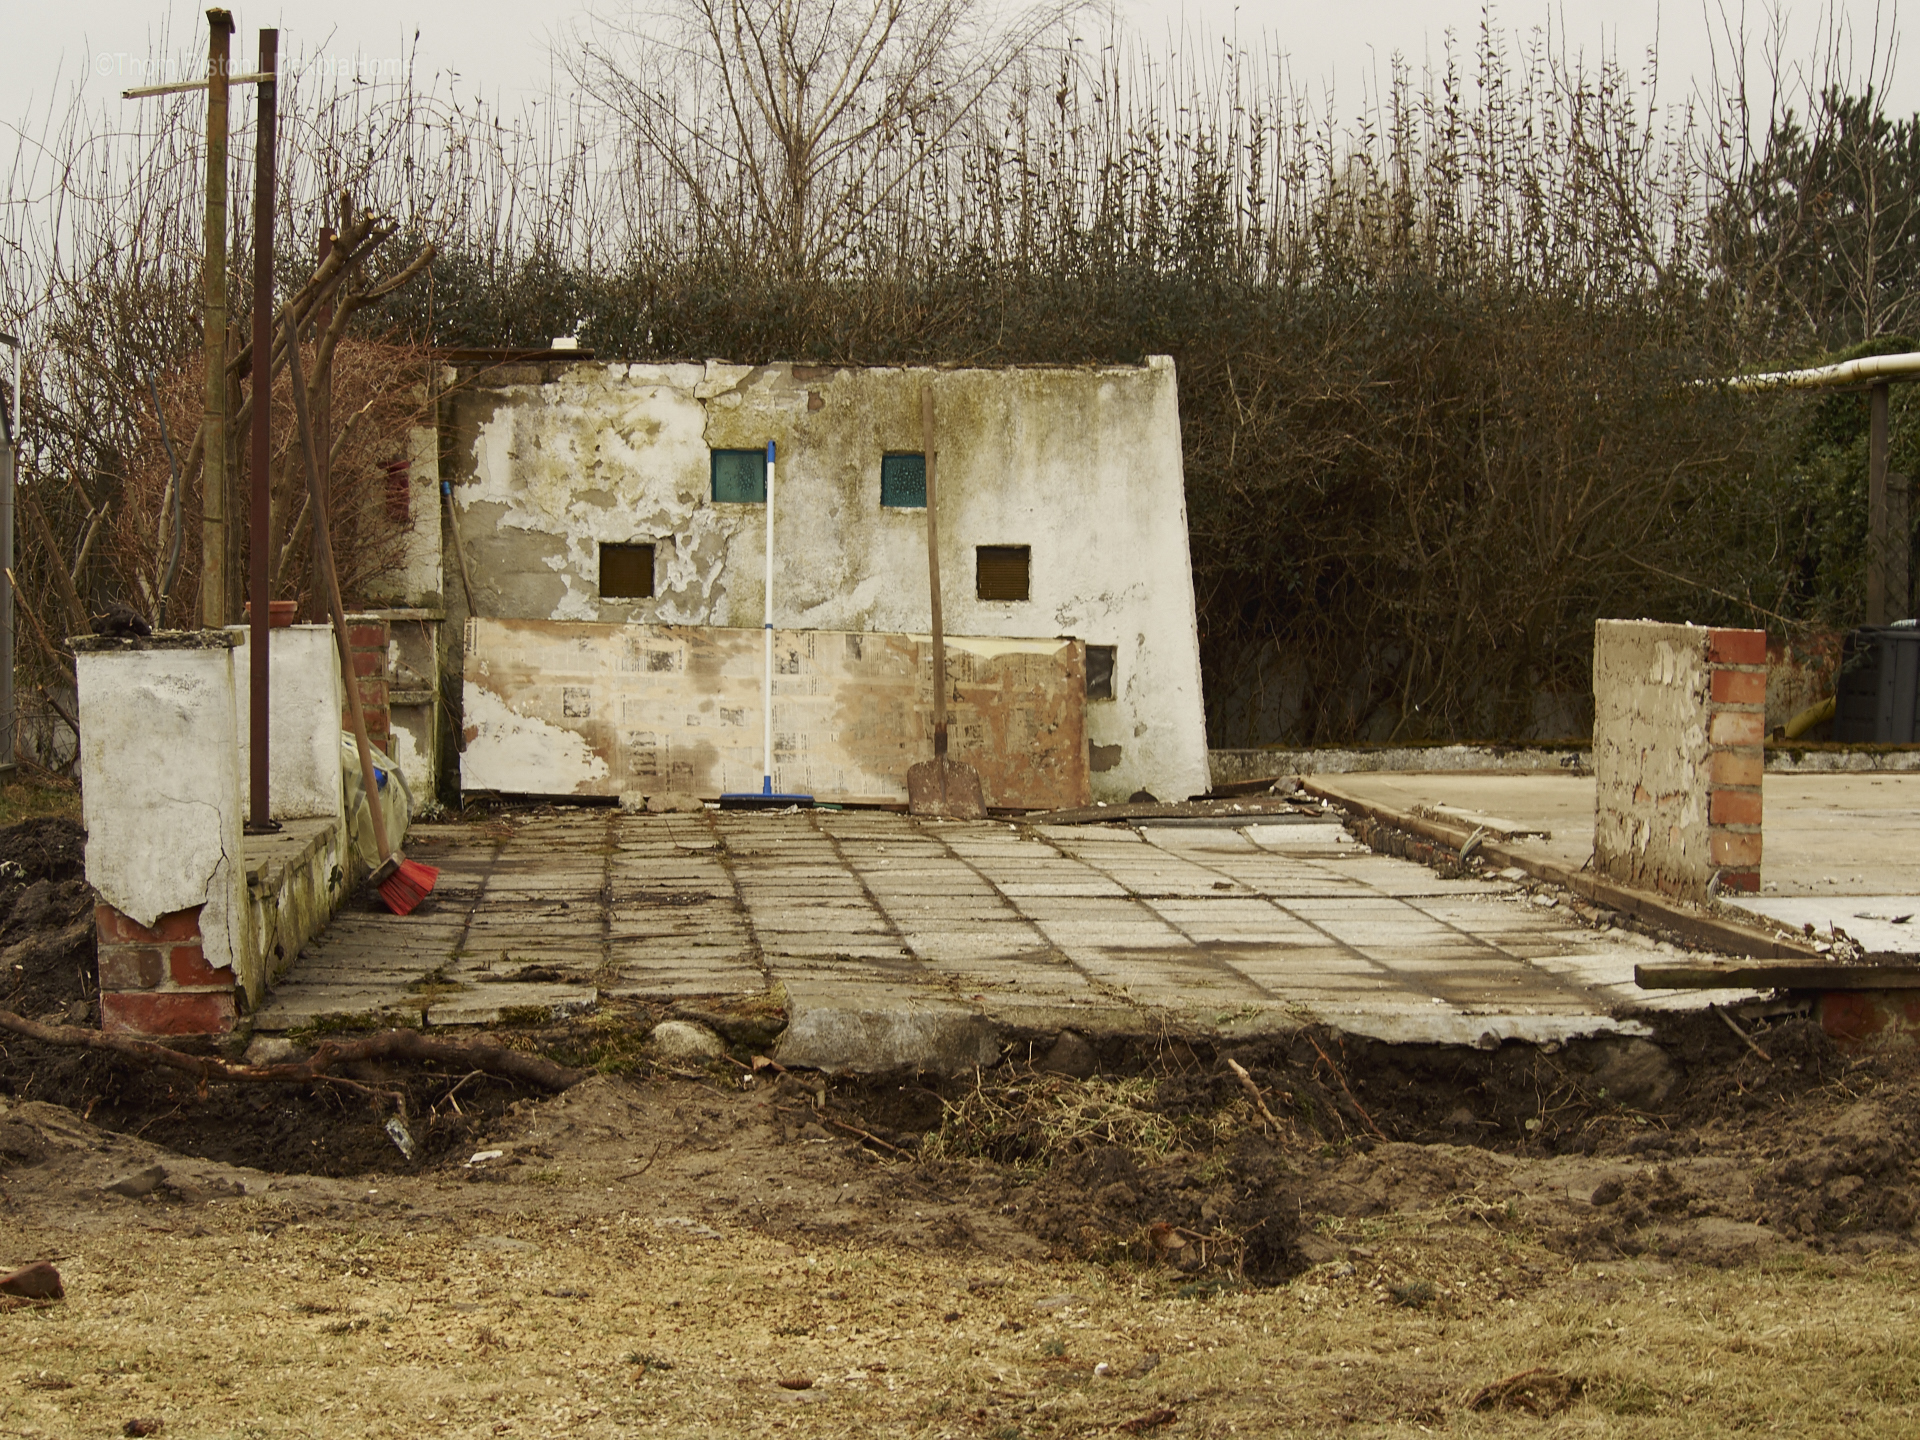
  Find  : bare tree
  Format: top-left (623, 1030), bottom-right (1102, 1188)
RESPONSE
top-left (570, 0), bottom-right (1071, 276)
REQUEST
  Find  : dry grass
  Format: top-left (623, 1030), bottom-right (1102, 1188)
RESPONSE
top-left (921, 1070), bottom-right (1265, 1172)
top-left (4, 1193), bottom-right (1918, 1438)
top-left (0, 772), bottom-right (81, 829)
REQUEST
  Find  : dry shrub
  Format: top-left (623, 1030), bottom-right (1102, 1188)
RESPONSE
top-left (111, 337), bottom-right (425, 627)
top-left (921, 1070), bottom-right (1244, 1167)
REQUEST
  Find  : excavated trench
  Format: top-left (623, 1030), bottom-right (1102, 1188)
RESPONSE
top-left (4, 815), bottom-right (1915, 1284)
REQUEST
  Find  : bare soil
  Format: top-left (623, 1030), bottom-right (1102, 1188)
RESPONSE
top-left (4, 815), bottom-right (1919, 1436)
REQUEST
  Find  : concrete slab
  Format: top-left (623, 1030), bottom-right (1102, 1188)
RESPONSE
top-left (256, 805), bottom-right (1758, 1061)
top-left (1323, 770), bottom-right (1920, 899)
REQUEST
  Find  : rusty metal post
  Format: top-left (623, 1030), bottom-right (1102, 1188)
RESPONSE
top-left (1869, 382), bottom-right (1891, 626)
top-left (200, 9), bottom-right (233, 628)
top-left (245, 27), bottom-right (278, 831)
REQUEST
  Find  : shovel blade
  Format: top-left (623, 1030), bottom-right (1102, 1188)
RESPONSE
top-left (906, 757), bottom-right (987, 819)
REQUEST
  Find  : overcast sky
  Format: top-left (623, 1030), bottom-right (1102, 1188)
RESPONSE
top-left (4, 1), bottom-right (1911, 147)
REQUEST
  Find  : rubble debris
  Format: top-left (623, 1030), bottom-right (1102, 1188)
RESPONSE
top-left (0, 1261), bottom-right (64, 1301)
top-left (646, 1019), bottom-right (727, 1062)
top-left (103, 1163), bottom-right (168, 1198)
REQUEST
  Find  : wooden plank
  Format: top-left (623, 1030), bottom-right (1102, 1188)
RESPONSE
top-left (461, 618), bottom-right (1090, 809)
top-left (1637, 959), bottom-right (1920, 991)
top-left (1300, 776), bottom-right (1822, 963)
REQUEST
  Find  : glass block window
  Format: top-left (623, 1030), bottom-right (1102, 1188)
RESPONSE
top-left (711, 448), bottom-right (767, 503)
top-left (600, 542), bottom-right (654, 599)
top-left (881, 453), bottom-right (926, 508)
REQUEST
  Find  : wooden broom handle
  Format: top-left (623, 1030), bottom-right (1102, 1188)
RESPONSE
top-left (923, 385), bottom-right (946, 760)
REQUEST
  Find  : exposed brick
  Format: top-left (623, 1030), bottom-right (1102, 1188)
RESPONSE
top-left (1710, 789), bottom-right (1763, 826)
top-left (168, 943), bottom-right (234, 988)
top-left (351, 651), bottom-right (385, 677)
top-left (1709, 750), bottom-right (1763, 788)
top-left (1708, 710), bottom-right (1766, 747)
top-left (1710, 829), bottom-right (1763, 867)
top-left (97, 946), bottom-right (164, 989)
top-left (94, 904), bottom-right (202, 944)
top-left (1718, 868), bottom-right (1761, 894)
top-left (100, 990), bottom-right (236, 1037)
top-left (346, 624), bottom-right (389, 649)
top-left (1818, 990), bottom-right (1920, 1046)
top-left (1707, 627), bottom-right (1767, 665)
top-left (1710, 669), bottom-right (1767, 706)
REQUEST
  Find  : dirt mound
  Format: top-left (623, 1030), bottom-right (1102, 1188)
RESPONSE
top-left (0, 816), bottom-right (93, 1020)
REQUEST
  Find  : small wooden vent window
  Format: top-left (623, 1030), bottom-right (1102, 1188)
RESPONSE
top-left (880, 453), bottom-right (926, 508)
top-left (1086, 645), bottom-right (1117, 701)
top-left (711, 448), bottom-right (767, 503)
top-left (976, 545), bottom-right (1030, 602)
top-left (600, 542), bottom-right (655, 599)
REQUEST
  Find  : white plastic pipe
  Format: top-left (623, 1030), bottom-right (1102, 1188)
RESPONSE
top-left (762, 439), bottom-right (775, 796)
top-left (1721, 351), bottom-right (1920, 392)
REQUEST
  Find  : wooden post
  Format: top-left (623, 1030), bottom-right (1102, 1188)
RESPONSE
top-left (311, 225), bottom-right (333, 618)
top-left (245, 27), bottom-right (278, 831)
top-left (200, 9), bottom-right (233, 628)
top-left (1869, 381), bottom-right (1890, 626)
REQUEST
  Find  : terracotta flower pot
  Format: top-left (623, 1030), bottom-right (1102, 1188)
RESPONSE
top-left (241, 600), bottom-right (300, 628)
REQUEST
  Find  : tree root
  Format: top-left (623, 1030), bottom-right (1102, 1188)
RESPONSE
top-left (0, 1010), bottom-right (584, 1097)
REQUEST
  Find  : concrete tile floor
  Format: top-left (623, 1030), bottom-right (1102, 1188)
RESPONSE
top-left (1320, 769), bottom-right (1920, 953)
top-left (252, 808), bottom-right (1750, 1046)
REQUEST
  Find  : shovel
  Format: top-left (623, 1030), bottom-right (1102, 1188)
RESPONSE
top-left (906, 384), bottom-right (986, 819)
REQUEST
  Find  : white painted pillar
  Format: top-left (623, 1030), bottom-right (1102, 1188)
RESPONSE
top-left (74, 631), bottom-right (250, 1031)
top-left (230, 623), bottom-right (346, 821)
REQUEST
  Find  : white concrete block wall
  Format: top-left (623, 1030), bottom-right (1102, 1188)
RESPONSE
top-left (449, 358), bottom-right (1210, 803)
top-left (230, 624), bottom-right (348, 822)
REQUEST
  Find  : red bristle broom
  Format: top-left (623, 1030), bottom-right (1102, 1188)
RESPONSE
top-left (286, 322), bottom-right (438, 915)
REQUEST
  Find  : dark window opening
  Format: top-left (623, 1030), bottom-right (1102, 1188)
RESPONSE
top-left (600, 542), bottom-right (655, 599)
top-left (881, 453), bottom-right (926, 508)
top-left (382, 459), bottom-right (411, 524)
top-left (1086, 645), bottom-right (1117, 701)
top-left (976, 545), bottom-right (1031, 602)
top-left (711, 448), bottom-right (767, 503)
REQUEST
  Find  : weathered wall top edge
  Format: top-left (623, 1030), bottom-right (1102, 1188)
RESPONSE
top-left (449, 356), bottom-right (1176, 391)
top-left (71, 629), bottom-right (240, 654)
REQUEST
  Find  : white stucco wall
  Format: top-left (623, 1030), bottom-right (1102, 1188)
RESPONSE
top-left (448, 358), bottom-right (1208, 802)
top-left (75, 636), bottom-right (247, 979)
top-left (230, 624), bottom-right (347, 822)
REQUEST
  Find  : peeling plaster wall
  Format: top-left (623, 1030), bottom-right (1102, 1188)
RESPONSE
top-left (445, 358), bottom-right (1207, 801)
top-left (75, 637), bottom-right (249, 987)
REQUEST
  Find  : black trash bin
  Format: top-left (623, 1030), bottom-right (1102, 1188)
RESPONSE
top-left (1832, 624), bottom-right (1920, 742)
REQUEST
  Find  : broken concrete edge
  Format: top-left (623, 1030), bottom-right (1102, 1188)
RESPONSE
top-left (764, 983), bottom-right (1677, 1076)
top-left (1298, 776), bottom-right (1822, 964)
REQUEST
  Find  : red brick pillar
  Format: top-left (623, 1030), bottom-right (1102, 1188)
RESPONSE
top-left (1707, 628), bottom-right (1766, 894)
top-left (95, 903), bottom-right (237, 1035)
top-left (345, 616), bottom-right (391, 757)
